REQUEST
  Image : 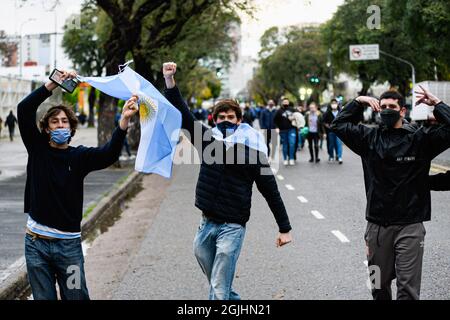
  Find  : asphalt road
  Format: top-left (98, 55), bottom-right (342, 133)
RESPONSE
top-left (85, 140), bottom-right (450, 300)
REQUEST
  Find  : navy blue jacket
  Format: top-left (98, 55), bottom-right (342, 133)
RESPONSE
top-left (164, 86), bottom-right (291, 233)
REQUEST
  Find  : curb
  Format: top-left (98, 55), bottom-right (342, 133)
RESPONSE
top-left (0, 170), bottom-right (143, 300)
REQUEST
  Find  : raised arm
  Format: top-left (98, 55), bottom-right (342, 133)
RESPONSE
top-left (80, 95), bottom-right (138, 174)
top-left (162, 62), bottom-right (208, 149)
top-left (330, 97), bottom-right (377, 156)
top-left (415, 86), bottom-right (450, 158)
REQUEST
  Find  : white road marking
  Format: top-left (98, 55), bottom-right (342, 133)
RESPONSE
top-left (285, 184), bottom-right (295, 191)
top-left (277, 175), bottom-right (284, 181)
top-left (311, 210), bottom-right (325, 219)
top-left (297, 196), bottom-right (308, 203)
top-left (331, 230), bottom-right (350, 243)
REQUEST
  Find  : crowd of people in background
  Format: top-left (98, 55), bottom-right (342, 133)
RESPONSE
top-left (190, 97), bottom-right (346, 166)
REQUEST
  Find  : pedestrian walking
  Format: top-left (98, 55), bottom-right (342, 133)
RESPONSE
top-left (5, 110), bottom-right (18, 141)
top-left (274, 99), bottom-right (297, 165)
top-left (305, 102), bottom-right (324, 163)
top-left (259, 99), bottom-right (278, 159)
top-left (323, 98), bottom-right (343, 164)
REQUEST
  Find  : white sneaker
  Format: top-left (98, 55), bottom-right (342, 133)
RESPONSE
top-left (338, 158), bottom-right (343, 164)
top-left (119, 155), bottom-right (127, 161)
top-left (289, 160), bottom-right (295, 165)
top-left (283, 160), bottom-right (288, 166)
top-left (129, 155), bottom-right (136, 160)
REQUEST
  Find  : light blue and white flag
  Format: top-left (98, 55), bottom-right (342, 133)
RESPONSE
top-left (78, 64), bottom-right (182, 178)
top-left (211, 123), bottom-right (268, 156)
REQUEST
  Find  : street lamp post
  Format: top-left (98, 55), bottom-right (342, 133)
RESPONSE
top-left (379, 50), bottom-right (416, 107)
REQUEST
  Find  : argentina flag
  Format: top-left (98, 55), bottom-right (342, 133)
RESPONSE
top-left (78, 64), bottom-right (182, 178)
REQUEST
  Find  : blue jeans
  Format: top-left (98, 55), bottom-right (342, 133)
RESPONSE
top-left (327, 131), bottom-right (343, 159)
top-left (279, 129), bottom-right (297, 160)
top-left (25, 234), bottom-right (90, 300)
top-left (193, 216), bottom-right (246, 300)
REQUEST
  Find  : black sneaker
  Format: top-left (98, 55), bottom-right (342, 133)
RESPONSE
top-left (309, 158), bottom-right (314, 163)
top-left (315, 158), bottom-right (321, 163)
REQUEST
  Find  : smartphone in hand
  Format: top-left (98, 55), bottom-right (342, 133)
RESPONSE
top-left (49, 68), bottom-right (79, 93)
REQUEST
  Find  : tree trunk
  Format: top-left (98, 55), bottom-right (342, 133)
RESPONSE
top-left (88, 86), bottom-right (96, 128)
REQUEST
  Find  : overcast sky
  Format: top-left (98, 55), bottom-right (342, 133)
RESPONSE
top-left (1, 0), bottom-right (344, 66)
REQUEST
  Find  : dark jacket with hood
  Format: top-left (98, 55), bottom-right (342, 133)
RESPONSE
top-left (331, 99), bottom-right (450, 226)
top-left (164, 86), bottom-right (292, 233)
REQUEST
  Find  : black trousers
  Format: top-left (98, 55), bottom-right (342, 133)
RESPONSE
top-left (307, 132), bottom-right (319, 160)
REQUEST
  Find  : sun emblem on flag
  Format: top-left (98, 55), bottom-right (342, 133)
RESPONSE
top-left (138, 94), bottom-right (157, 124)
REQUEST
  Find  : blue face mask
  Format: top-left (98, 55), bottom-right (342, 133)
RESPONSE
top-left (50, 128), bottom-right (71, 145)
top-left (216, 121), bottom-right (238, 136)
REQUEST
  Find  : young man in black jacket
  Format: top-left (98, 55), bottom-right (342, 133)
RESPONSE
top-left (331, 87), bottom-right (450, 300)
top-left (18, 70), bottom-right (138, 300)
top-left (162, 62), bottom-right (292, 300)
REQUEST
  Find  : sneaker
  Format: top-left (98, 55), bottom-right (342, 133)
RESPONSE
top-left (129, 155), bottom-right (136, 160)
top-left (289, 159), bottom-right (295, 166)
top-left (119, 155), bottom-right (127, 161)
top-left (328, 157), bottom-right (334, 162)
top-left (338, 157), bottom-right (343, 164)
top-left (283, 160), bottom-right (289, 166)
top-left (309, 158), bottom-right (314, 163)
top-left (315, 158), bottom-right (321, 163)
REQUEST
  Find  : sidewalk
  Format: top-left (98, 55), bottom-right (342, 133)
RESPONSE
top-left (0, 127), bottom-right (133, 284)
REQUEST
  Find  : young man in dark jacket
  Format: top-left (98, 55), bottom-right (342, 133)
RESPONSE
top-left (331, 88), bottom-right (450, 300)
top-left (162, 62), bottom-right (292, 300)
top-left (18, 70), bottom-right (138, 300)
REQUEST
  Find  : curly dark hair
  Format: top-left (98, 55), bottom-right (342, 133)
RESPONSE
top-left (39, 105), bottom-right (78, 139)
top-left (212, 99), bottom-right (242, 122)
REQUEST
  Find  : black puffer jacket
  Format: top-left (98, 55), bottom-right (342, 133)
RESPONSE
top-left (331, 99), bottom-right (450, 226)
top-left (165, 86), bottom-right (291, 233)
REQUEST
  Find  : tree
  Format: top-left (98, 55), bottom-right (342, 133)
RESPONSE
top-left (250, 27), bottom-right (327, 103)
top-left (321, 0), bottom-right (450, 97)
top-left (92, 0), bottom-right (253, 148)
top-left (62, 1), bottom-right (108, 128)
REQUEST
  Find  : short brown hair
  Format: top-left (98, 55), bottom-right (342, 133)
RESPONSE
top-left (212, 99), bottom-right (242, 121)
top-left (39, 105), bottom-right (78, 138)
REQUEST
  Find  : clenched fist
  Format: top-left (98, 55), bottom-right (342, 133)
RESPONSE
top-left (163, 62), bottom-right (177, 89)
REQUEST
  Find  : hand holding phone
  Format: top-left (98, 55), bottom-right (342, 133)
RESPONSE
top-left (49, 69), bottom-right (79, 93)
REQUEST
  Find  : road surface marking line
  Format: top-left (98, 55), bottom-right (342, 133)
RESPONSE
top-left (297, 196), bottom-right (308, 203)
top-left (311, 210), bottom-right (325, 219)
top-left (331, 230), bottom-right (350, 243)
top-left (277, 175), bottom-right (284, 181)
top-left (285, 184), bottom-right (295, 190)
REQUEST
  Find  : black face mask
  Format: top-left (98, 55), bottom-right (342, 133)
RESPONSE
top-left (216, 121), bottom-right (238, 136)
top-left (380, 109), bottom-right (401, 128)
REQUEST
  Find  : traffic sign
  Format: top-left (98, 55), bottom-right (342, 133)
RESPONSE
top-left (349, 44), bottom-right (380, 61)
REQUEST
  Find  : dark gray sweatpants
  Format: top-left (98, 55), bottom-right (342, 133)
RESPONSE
top-left (364, 221), bottom-right (426, 300)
